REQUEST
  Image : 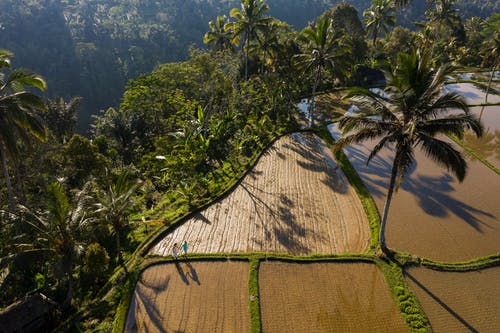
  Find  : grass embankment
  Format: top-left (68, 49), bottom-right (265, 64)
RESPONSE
top-left (448, 134), bottom-right (500, 175)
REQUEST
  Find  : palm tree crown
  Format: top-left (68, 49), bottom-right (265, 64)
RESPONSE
top-left (363, 0), bottom-right (396, 46)
top-left (293, 16), bottom-right (350, 126)
top-left (0, 49), bottom-right (47, 205)
top-left (203, 15), bottom-right (234, 52)
top-left (336, 49), bottom-right (483, 255)
top-left (225, 0), bottom-right (272, 79)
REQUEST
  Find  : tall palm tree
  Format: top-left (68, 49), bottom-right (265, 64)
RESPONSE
top-left (363, 0), bottom-right (396, 46)
top-left (0, 49), bottom-right (47, 206)
top-left (2, 182), bottom-right (93, 308)
top-left (335, 49), bottom-right (483, 255)
top-left (203, 15), bottom-right (234, 52)
top-left (425, 0), bottom-right (461, 37)
top-left (293, 16), bottom-right (350, 127)
top-left (481, 29), bottom-right (500, 109)
top-left (225, 0), bottom-right (272, 79)
top-left (94, 171), bottom-right (141, 273)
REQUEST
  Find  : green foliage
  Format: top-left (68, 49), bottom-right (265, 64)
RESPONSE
top-left (249, 258), bottom-right (261, 333)
top-left (83, 243), bottom-right (110, 279)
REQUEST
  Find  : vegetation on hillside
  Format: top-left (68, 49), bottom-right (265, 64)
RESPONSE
top-left (0, 0), bottom-right (499, 331)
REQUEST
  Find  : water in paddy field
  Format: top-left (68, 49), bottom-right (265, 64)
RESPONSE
top-left (444, 82), bottom-right (500, 104)
top-left (466, 106), bottom-right (500, 169)
top-left (329, 103), bottom-right (500, 261)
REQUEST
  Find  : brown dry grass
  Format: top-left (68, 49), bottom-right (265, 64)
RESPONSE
top-left (405, 266), bottom-right (500, 332)
top-left (259, 262), bottom-right (408, 333)
top-left (152, 133), bottom-right (370, 256)
top-left (124, 261), bottom-right (250, 333)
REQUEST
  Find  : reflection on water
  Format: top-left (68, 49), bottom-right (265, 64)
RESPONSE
top-left (462, 129), bottom-right (500, 166)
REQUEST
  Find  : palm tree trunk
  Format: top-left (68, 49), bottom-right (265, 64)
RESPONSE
top-left (480, 63), bottom-right (497, 120)
top-left (309, 66), bottom-right (321, 127)
top-left (244, 33), bottom-right (249, 80)
top-left (116, 229), bottom-right (128, 275)
top-left (63, 271), bottom-right (73, 309)
top-left (0, 144), bottom-right (14, 208)
top-left (380, 161), bottom-right (398, 256)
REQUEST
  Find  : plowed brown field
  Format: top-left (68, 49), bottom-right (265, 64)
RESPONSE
top-left (405, 266), bottom-right (500, 332)
top-left (152, 133), bottom-right (369, 256)
top-left (259, 262), bottom-right (408, 333)
top-left (124, 261), bottom-right (249, 333)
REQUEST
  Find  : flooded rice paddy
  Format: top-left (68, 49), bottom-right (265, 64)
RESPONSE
top-left (405, 266), bottom-right (500, 332)
top-left (259, 262), bottom-right (408, 333)
top-left (329, 120), bottom-right (500, 261)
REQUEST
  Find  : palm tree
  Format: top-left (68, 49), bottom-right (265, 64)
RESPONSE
top-left (203, 15), bottom-right (234, 52)
top-left (293, 16), bottom-right (350, 127)
top-left (94, 171), bottom-right (141, 273)
top-left (425, 0), bottom-right (461, 37)
top-left (225, 0), bottom-right (272, 79)
top-left (0, 49), bottom-right (47, 206)
top-left (335, 49), bottom-right (483, 255)
top-left (481, 29), bottom-right (500, 109)
top-left (2, 182), bottom-right (93, 308)
top-left (363, 0), bottom-right (396, 46)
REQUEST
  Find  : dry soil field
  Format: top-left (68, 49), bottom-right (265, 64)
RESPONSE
top-left (259, 261), bottom-right (408, 333)
top-left (124, 261), bottom-right (250, 333)
top-left (405, 266), bottom-right (500, 332)
top-left (152, 133), bottom-right (370, 256)
top-left (329, 124), bottom-right (500, 262)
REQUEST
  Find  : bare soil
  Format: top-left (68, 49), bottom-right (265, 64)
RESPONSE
top-left (330, 123), bottom-right (500, 262)
top-left (124, 261), bottom-right (250, 333)
top-left (405, 266), bottom-right (500, 332)
top-left (259, 262), bottom-right (408, 333)
top-left (152, 133), bottom-right (370, 256)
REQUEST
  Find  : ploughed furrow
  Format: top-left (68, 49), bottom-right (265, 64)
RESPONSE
top-left (259, 262), bottom-right (408, 333)
top-left (152, 133), bottom-right (370, 256)
top-left (125, 261), bottom-right (250, 333)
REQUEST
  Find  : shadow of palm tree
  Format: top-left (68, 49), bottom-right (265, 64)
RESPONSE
top-left (405, 270), bottom-right (479, 333)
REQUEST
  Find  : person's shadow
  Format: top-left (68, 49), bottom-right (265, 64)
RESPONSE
top-left (185, 261), bottom-right (201, 285)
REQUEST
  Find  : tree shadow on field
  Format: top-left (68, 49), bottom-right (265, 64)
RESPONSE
top-left (127, 275), bottom-right (169, 333)
top-left (405, 271), bottom-right (479, 333)
top-left (345, 143), bottom-right (494, 232)
top-left (284, 134), bottom-right (348, 194)
top-left (193, 212), bottom-right (211, 224)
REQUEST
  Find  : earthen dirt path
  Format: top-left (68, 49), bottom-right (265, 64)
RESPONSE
top-left (152, 133), bottom-right (370, 256)
top-left (124, 261), bottom-right (249, 333)
top-left (405, 266), bottom-right (500, 332)
top-left (259, 261), bottom-right (408, 333)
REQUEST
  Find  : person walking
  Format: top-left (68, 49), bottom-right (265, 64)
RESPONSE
top-left (181, 240), bottom-right (188, 259)
top-left (172, 243), bottom-right (180, 260)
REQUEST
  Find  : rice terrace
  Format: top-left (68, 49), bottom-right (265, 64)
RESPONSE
top-left (120, 77), bottom-right (500, 332)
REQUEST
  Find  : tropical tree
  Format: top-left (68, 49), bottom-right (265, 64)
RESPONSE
top-left (203, 15), bottom-right (234, 52)
top-left (363, 0), bottom-right (396, 46)
top-left (225, 0), bottom-right (272, 79)
top-left (425, 0), bottom-right (463, 40)
top-left (335, 49), bottom-right (483, 255)
top-left (0, 49), bottom-right (47, 206)
top-left (1, 182), bottom-right (93, 308)
top-left (45, 96), bottom-right (81, 143)
top-left (94, 171), bottom-right (141, 273)
top-left (293, 16), bottom-right (350, 127)
top-left (481, 29), bottom-right (500, 106)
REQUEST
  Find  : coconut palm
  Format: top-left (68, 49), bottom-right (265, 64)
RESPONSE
top-left (203, 15), bottom-right (234, 52)
top-left (335, 49), bottom-right (483, 255)
top-left (94, 171), bottom-right (141, 273)
top-left (1, 182), bottom-right (93, 308)
top-left (225, 0), bottom-right (272, 79)
top-left (481, 29), bottom-right (500, 108)
top-left (363, 0), bottom-right (396, 46)
top-left (293, 16), bottom-right (350, 127)
top-left (0, 49), bottom-right (47, 206)
top-left (425, 0), bottom-right (461, 36)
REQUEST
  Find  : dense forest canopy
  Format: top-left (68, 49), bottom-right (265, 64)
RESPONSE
top-left (0, 0), bottom-right (498, 130)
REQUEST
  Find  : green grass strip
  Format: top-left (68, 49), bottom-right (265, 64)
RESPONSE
top-left (249, 258), bottom-right (262, 333)
top-left (376, 258), bottom-right (432, 333)
top-left (112, 268), bottom-right (141, 333)
top-left (419, 253), bottom-right (500, 272)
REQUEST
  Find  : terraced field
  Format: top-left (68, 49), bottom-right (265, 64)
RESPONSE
top-left (124, 261), bottom-right (250, 333)
top-left (152, 133), bottom-right (370, 256)
top-left (259, 262), bottom-right (409, 333)
top-left (405, 266), bottom-right (500, 332)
